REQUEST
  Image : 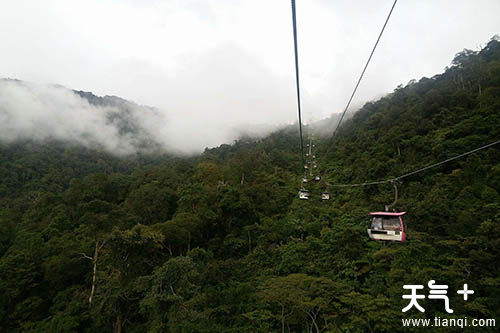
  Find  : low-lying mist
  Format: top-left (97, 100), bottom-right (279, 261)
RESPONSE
top-left (0, 79), bottom-right (168, 155)
top-left (0, 79), bottom-right (297, 155)
top-left (0, 78), bottom-right (367, 157)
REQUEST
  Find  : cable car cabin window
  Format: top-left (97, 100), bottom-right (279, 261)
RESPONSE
top-left (383, 217), bottom-right (401, 230)
top-left (371, 216), bottom-right (401, 231)
top-left (371, 217), bottom-right (383, 230)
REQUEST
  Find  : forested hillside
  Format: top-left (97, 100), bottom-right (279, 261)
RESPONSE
top-left (0, 38), bottom-right (499, 332)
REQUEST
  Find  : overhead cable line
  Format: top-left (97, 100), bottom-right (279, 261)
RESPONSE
top-left (326, 139), bottom-right (500, 187)
top-left (291, 0), bottom-right (305, 168)
top-left (333, 0), bottom-right (398, 136)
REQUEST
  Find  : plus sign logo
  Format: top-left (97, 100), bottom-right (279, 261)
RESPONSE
top-left (457, 284), bottom-right (474, 301)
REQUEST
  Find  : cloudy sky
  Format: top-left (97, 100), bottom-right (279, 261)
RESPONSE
top-left (0, 0), bottom-right (499, 152)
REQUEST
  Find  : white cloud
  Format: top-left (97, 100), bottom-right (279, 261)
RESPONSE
top-left (0, 0), bottom-right (499, 152)
top-left (0, 80), bottom-right (167, 154)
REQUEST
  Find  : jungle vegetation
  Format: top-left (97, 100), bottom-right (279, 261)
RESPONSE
top-left (0, 38), bottom-right (499, 332)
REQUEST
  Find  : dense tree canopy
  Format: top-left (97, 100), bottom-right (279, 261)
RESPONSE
top-left (0, 38), bottom-right (499, 332)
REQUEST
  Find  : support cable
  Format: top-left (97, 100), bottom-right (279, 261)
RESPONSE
top-left (333, 0), bottom-right (398, 136)
top-left (326, 139), bottom-right (500, 187)
top-left (291, 0), bottom-right (305, 168)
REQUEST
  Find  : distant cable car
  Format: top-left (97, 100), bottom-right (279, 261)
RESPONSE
top-left (302, 177), bottom-right (308, 183)
top-left (313, 164), bottom-right (317, 168)
top-left (304, 165), bottom-right (308, 169)
top-left (321, 192), bottom-right (330, 200)
top-left (367, 212), bottom-right (406, 242)
top-left (315, 175), bottom-right (320, 181)
top-left (298, 189), bottom-right (309, 200)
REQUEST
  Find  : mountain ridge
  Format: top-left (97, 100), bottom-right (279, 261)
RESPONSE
top-left (0, 37), bottom-right (499, 332)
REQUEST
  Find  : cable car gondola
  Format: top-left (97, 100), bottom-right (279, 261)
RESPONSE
top-left (321, 191), bottom-right (330, 200)
top-left (367, 212), bottom-right (406, 242)
top-left (298, 189), bottom-right (309, 200)
top-left (302, 177), bottom-right (308, 183)
top-left (315, 175), bottom-right (320, 181)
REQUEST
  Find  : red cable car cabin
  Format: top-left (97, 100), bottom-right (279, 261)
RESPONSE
top-left (367, 212), bottom-right (406, 242)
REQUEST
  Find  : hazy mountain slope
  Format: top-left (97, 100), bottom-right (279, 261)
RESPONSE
top-left (0, 38), bottom-right (499, 332)
top-left (0, 79), bottom-right (166, 154)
